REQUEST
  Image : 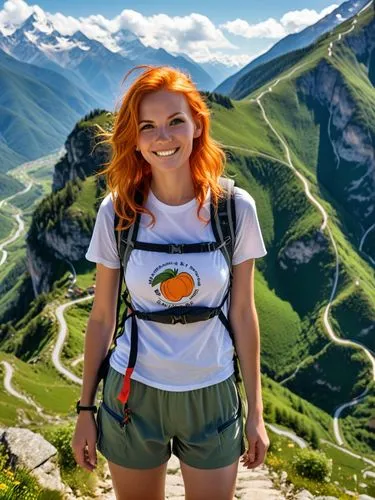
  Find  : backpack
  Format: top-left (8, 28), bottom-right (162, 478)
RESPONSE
top-left (98, 176), bottom-right (240, 426)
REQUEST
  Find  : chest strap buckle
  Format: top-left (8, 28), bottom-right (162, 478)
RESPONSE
top-left (169, 244), bottom-right (184, 254)
top-left (171, 314), bottom-right (188, 324)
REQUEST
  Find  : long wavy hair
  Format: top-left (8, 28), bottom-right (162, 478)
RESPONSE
top-left (93, 65), bottom-right (228, 231)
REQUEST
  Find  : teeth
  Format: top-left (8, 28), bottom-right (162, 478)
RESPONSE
top-left (154, 148), bottom-right (178, 157)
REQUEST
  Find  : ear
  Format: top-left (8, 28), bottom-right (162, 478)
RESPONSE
top-left (193, 119), bottom-right (203, 139)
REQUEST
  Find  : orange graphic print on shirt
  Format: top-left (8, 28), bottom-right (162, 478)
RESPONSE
top-left (149, 261), bottom-right (201, 307)
top-left (152, 269), bottom-right (194, 302)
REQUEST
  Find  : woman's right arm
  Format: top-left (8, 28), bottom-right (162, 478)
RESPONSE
top-left (72, 263), bottom-right (120, 472)
top-left (79, 263), bottom-right (121, 406)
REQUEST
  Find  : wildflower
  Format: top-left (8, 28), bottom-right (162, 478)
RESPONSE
top-left (287, 443), bottom-right (295, 447)
top-left (0, 483), bottom-right (8, 490)
top-left (14, 480), bottom-right (20, 485)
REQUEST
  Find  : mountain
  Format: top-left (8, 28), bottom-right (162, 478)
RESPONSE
top-left (0, 4), bottom-right (374, 497)
top-left (0, 11), bottom-right (216, 107)
top-left (179, 51), bottom-right (241, 86)
top-left (3, 0), bottom-right (375, 454)
top-left (222, 3), bottom-right (375, 234)
top-left (0, 47), bottom-right (101, 172)
top-left (215, 0), bottom-right (370, 95)
top-left (199, 59), bottom-right (243, 86)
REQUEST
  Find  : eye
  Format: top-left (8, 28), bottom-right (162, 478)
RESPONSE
top-left (171, 118), bottom-right (184, 125)
top-left (140, 124), bottom-right (153, 131)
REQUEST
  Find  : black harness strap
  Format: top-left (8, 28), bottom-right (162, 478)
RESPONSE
top-left (127, 288), bottom-right (231, 325)
top-left (120, 238), bottom-right (231, 254)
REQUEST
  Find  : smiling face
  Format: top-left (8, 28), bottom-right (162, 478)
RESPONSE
top-left (136, 90), bottom-right (202, 174)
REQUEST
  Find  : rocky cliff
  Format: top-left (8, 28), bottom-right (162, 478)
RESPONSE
top-left (52, 112), bottom-right (112, 193)
top-left (26, 110), bottom-right (110, 296)
top-left (296, 17), bottom-right (375, 230)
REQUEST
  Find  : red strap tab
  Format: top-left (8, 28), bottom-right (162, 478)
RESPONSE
top-left (117, 368), bottom-right (134, 404)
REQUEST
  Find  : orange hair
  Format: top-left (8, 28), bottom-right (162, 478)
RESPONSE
top-left (93, 65), bottom-right (227, 231)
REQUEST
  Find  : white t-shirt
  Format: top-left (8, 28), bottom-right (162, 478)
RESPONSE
top-left (85, 185), bottom-right (267, 391)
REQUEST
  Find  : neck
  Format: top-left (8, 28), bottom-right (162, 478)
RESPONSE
top-left (150, 172), bottom-right (195, 206)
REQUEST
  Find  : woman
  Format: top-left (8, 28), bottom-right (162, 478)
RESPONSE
top-left (71, 65), bottom-right (269, 500)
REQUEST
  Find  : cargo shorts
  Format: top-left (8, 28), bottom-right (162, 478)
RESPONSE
top-left (96, 366), bottom-right (246, 469)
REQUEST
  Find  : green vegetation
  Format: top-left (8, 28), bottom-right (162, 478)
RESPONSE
top-left (0, 353), bottom-right (80, 419)
top-left (200, 90), bottom-right (234, 109)
top-left (266, 430), bottom-right (375, 498)
top-left (0, 443), bottom-right (63, 499)
top-left (260, 374), bottom-right (333, 445)
top-left (0, 210), bottom-right (16, 244)
top-left (0, 8), bottom-right (374, 498)
top-left (43, 421), bottom-right (105, 497)
top-left (291, 448), bottom-right (332, 482)
top-left (231, 44), bottom-right (316, 100)
top-left (331, 284), bottom-right (375, 351)
top-left (0, 173), bottom-right (24, 200)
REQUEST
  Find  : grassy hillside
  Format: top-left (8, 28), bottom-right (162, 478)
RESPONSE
top-left (0, 48), bottom-right (100, 172)
top-left (0, 6), bottom-right (374, 494)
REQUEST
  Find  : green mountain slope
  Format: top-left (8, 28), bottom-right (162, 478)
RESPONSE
top-left (0, 48), bottom-right (101, 173)
top-left (0, 6), bottom-right (375, 495)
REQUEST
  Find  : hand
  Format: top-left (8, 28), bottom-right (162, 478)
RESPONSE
top-left (71, 412), bottom-right (98, 473)
top-left (241, 413), bottom-right (270, 469)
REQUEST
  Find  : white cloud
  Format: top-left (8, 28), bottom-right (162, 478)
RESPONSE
top-left (220, 4), bottom-right (339, 39)
top-left (0, 0), bottom-right (341, 67)
top-left (280, 5), bottom-right (338, 32)
top-left (0, 0), bottom-right (33, 26)
top-left (220, 17), bottom-right (285, 39)
top-left (88, 10), bottom-right (237, 53)
top-left (0, 1), bottom-right (237, 60)
top-left (46, 12), bottom-right (81, 35)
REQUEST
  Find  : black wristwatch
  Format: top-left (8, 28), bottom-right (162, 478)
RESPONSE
top-left (76, 400), bottom-right (97, 415)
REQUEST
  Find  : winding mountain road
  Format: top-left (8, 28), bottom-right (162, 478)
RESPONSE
top-left (1, 10), bottom-right (374, 474)
top-left (0, 181), bottom-right (33, 266)
top-left (248, 10), bottom-right (375, 449)
top-left (52, 295), bottom-right (94, 385)
top-left (0, 360), bottom-right (44, 415)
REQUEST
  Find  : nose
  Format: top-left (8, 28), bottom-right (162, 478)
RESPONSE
top-left (156, 126), bottom-right (172, 142)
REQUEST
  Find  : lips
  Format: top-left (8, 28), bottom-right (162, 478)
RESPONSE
top-left (152, 147), bottom-right (180, 157)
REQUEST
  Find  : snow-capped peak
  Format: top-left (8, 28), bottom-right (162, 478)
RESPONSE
top-left (20, 12), bottom-right (56, 36)
top-left (115, 28), bottom-right (139, 43)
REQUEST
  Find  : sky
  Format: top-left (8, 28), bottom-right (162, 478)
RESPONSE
top-left (0, 0), bottom-right (347, 66)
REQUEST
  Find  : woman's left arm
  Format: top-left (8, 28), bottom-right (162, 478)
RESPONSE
top-left (228, 258), bottom-right (270, 468)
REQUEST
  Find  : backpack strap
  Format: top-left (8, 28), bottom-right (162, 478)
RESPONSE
top-left (210, 177), bottom-right (236, 280)
top-left (96, 193), bottom-right (142, 385)
top-left (117, 190), bottom-right (143, 273)
top-left (210, 177), bottom-right (242, 384)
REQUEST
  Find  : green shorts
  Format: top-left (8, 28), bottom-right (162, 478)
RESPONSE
top-left (96, 366), bottom-right (246, 469)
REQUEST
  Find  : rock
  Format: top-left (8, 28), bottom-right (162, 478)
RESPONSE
top-left (314, 497), bottom-right (339, 500)
top-left (167, 455), bottom-right (180, 473)
top-left (280, 470), bottom-right (288, 482)
top-left (297, 58), bottom-right (375, 227)
top-left (31, 456), bottom-right (65, 493)
top-left (294, 489), bottom-right (314, 500)
top-left (0, 427), bottom-right (67, 494)
top-left (0, 427), bottom-right (57, 470)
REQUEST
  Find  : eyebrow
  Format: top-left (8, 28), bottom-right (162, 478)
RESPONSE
top-left (139, 112), bottom-right (185, 125)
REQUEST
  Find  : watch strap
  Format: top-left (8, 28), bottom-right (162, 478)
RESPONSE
top-left (76, 400), bottom-right (97, 414)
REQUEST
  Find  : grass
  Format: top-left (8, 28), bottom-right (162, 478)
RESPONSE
top-left (265, 427), bottom-right (375, 498)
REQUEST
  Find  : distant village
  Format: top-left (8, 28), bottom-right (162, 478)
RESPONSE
top-left (65, 282), bottom-right (96, 299)
top-left (65, 274), bottom-right (95, 299)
